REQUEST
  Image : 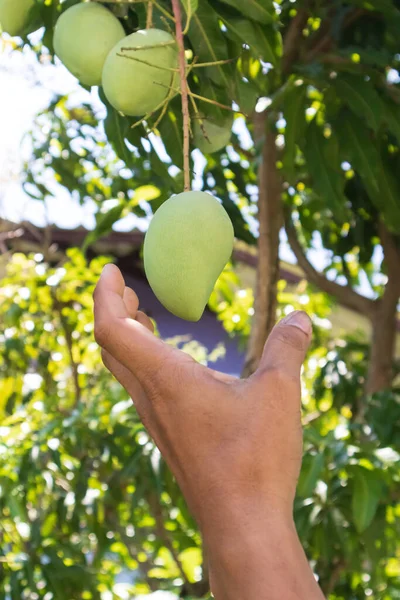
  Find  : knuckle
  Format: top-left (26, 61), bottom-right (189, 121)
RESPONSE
top-left (263, 365), bottom-right (288, 385)
top-left (265, 365), bottom-right (299, 389)
top-left (100, 348), bottom-right (110, 368)
top-left (94, 319), bottom-right (111, 347)
top-left (93, 283), bottom-right (101, 303)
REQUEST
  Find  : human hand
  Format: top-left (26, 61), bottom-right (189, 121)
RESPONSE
top-left (94, 264), bottom-right (324, 599)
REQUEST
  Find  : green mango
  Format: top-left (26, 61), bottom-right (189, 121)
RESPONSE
top-left (53, 3), bottom-right (125, 87)
top-left (144, 191), bottom-right (234, 322)
top-left (102, 28), bottom-right (178, 117)
top-left (193, 113), bottom-right (233, 154)
top-left (0, 0), bottom-right (34, 36)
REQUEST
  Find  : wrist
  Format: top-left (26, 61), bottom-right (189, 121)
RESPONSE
top-left (202, 503), bottom-right (324, 600)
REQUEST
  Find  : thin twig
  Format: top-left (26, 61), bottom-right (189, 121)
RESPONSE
top-left (152, 86), bottom-right (175, 130)
top-left (187, 87), bottom-right (208, 140)
top-left (116, 52), bottom-right (179, 71)
top-left (154, 81), bottom-right (244, 115)
top-left (171, 0), bottom-right (191, 191)
top-left (130, 96), bottom-right (173, 129)
top-left (191, 57), bottom-right (239, 68)
top-left (146, 0), bottom-right (153, 28)
top-left (121, 40), bottom-right (176, 52)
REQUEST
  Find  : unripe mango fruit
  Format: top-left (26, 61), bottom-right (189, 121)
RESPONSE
top-left (102, 29), bottom-right (178, 117)
top-left (193, 113), bottom-right (233, 154)
top-left (144, 191), bottom-right (234, 322)
top-left (53, 3), bottom-right (125, 87)
top-left (0, 0), bottom-right (34, 36)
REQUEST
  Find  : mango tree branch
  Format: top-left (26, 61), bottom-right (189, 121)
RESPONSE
top-left (284, 208), bottom-right (376, 317)
top-left (366, 223), bottom-right (400, 395)
top-left (171, 0), bottom-right (191, 191)
top-left (305, 8), bottom-right (366, 62)
top-left (242, 111), bottom-right (283, 377)
top-left (242, 8), bottom-right (321, 377)
top-left (282, 8), bottom-right (309, 73)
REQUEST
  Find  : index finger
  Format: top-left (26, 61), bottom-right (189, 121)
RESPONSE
top-left (93, 264), bottom-right (173, 387)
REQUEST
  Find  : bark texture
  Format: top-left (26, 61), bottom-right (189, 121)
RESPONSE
top-left (242, 112), bottom-right (282, 378)
top-left (366, 225), bottom-right (400, 394)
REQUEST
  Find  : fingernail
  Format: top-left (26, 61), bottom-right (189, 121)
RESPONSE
top-left (282, 311), bottom-right (312, 336)
top-left (102, 264), bottom-right (115, 277)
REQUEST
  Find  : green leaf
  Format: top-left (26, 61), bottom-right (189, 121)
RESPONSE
top-left (223, 19), bottom-right (282, 66)
top-left (282, 84), bottom-right (307, 180)
top-left (302, 120), bottom-right (346, 216)
top-left (82, 203), bottom-right (125, 253)
top-left (158, 102), bottom-right (184, 168)
top-left (333, 74), bottom-right (383, 132)
top-left (234, 76), bottom-right (260, 114)
top-left (297, 452), bottom-right (325, 498)
top-left (183, 0), bottom-right (229, 86)
top-left (99, 88), bottom-right (135, 169)
top-left (218, 0), bottom-right (275, 24)
top-left (41, 513), bottom-right (57, 537)
top-left (382, 98), bottom-right (400, 146)
top-left (181, 0), bottom-right (199, 15)
top-left (336, 46), bottom-right (392, 68)
top-left (338, 113), bottom-right (400, 231)
top-left (193, 78), bottom-right (232, 121)
top-left (352, 467), bottom-right (383, 533)
top-left (345, 0), bottom-right (398, 16)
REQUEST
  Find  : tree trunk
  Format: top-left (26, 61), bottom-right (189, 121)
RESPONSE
top-left (242, 112), bottom-right (283, 378)
top-left (366, 296), bottom-right (399, 395)
top-left (366, 224), bottom-right (400, 395)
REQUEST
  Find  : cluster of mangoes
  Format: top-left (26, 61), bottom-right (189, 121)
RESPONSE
top-left (0, 0), bottom-right (235, 322)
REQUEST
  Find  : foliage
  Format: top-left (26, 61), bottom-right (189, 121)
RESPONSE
top-left (1, 0), bottom-right (400, 598)
top-left (16, 0), bottom-right (400, 289)
top-left (0, 252), bottom-right (213, 599)
top-left (0, 252), bottom-right (399, 599)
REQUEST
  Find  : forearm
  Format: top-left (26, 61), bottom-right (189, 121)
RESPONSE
top-left (203, 507), bottom-right (325, 600)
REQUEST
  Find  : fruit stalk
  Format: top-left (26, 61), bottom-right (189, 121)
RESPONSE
top-left (171, 0), bottom-right (190, 191)
top-left (146, 1), bottom-right (153, 28)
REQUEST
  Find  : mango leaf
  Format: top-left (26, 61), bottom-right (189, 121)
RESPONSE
top-left (183, 0), bottom-right (229, 86)
top-left (336, 46), bottom-right (392, 68)
top-left (234, 76), bottom-right (260, 115)
top-left (282, 84), bottom-right (307, 181)
top-left (345, 0), bottom-right (398, 16)
top-left (193, 78), bottom-right (233, 121)
top-left (131, 185), bottom-right (161, 206)
top-left (338, 113), bottom-right (400, 231)
top-left (382, 99), bottom-right (400, 146)
top-left (333, 74), bottom-right (383, 132)
top-left (297, 451), bottom-right (325, 498)
top-left (82, 203), bottom-right (125, 253)
top-left (158, 99), bottom-right (184, 168)
top-left (352, 467), bottom-right (383, 533)
top-left (99, 88), bottom-right (135, 169)
top-left (218, 0), bottom-right (275, 24)
top-left (181, 0), bottom-right (199, 15)
top-left (302, 120), bottom-right (346, 217)
top-left (222, 18), bottom-right (282, 66)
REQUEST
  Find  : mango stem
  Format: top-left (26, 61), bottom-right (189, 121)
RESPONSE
top-left (171, 0), bottom-right (191, 192)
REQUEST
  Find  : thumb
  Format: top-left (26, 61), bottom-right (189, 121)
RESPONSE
top-left (256, 311), bottom-right (312, 380)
